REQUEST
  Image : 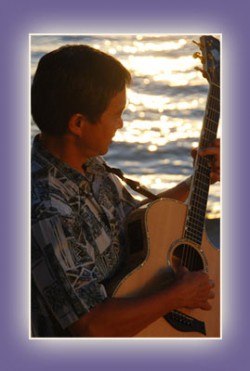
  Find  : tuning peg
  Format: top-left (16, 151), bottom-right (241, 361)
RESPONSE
top-left (195, 66), bottom-right (208, 79)
top-left (195, 66), bottom-right (203, 73)
top-left (193, 52), bottom-right (201, 58)
top-left (192, 40), bottom-right (202, 48)
top-left (193, 52), bottom-right (204, 63)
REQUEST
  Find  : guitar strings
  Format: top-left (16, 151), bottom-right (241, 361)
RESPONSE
top-left (181, 82), bottom-right (220, 271)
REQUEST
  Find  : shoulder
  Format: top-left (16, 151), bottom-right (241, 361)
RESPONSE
top-left (32, 160), bottom-right (77, 222)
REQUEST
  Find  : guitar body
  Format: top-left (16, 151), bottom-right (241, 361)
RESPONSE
top-left (112, 198), bottom-right (220, 337)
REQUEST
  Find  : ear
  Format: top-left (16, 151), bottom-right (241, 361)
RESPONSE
top-left (68, 114), bottom-right (86, 136)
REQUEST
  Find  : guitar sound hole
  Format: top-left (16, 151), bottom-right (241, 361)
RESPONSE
top-left (171, 244), bottom-right (204, 272)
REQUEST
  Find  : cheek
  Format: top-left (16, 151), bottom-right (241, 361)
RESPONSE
top-left (101, 121), bottom-right (117, 138)
top-left (80, 124), bottom-right (98, 150)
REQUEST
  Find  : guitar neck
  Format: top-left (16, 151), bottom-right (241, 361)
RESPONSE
top-left (184, 82), bottom-right (220, 245)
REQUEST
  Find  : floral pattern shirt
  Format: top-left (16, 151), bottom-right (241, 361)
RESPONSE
top-left (31, 136), bottom-right (138, 337)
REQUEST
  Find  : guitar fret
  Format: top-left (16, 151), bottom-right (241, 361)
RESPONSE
top-left (203, 127), bottom-right (217, 137)
top-left (196, 165), bottom-right (210, 174)
top-left (209, 95), bottom-right (220, 102)
top-left (185, 226), bottom-right (204, 237)
top-left (189, 198), bottom-right (206, 210)
top-left (195, 167), bottom-right (210, 176)
top-left (194, 178), bottom-right (210, 189)
top-left (207, 107), bottom-right (219, 115)
top-left (191, 188), bottom-right (208, 199)
top-left (191, 194), bottom-right (208, 205)
top-left (196, 162), bottom-right (210, 172)
top-left (208, 96), bottom-right (220, 107)
top-left (186, 218), bottom-right (204, 229)
top-left (195, 174), bottom-right (210, 182)
top-left (189, 200), bottom-right (208, 215)
top-left (184, 229), bottom-right (203, 244)
top-left (187, 215), bottom-right (204, 229)
top-left (187, 212), bottom-right (206, 227)
top-left (208, 104), bottom-right (219, 111)
top-left (206, 116), bottom-right (219, 126)
top-left (208, 96), bottom-right (219, 103)
top-left (191, 200), bottom-right (207, 210)
top-left (184, 233), bottom-right (202, 242)
top-left (205, 117), bottom-right (219, 126)
top-left (188, 204), bottom-right (207, 218)
top-left (187, 220), bottom-right (205, 232)
top-left (191, 193), bottom-right (208, 203)
top-left (201, 129), bottom-right (218, 145)
top-left (185, 225), bottom-right (204, 237)
top-left (187, 223), bottom-right (204, 233)
top-left (211, 83), bottom-right (220, 92)
top-left (185, 228), bottom-right (204, 244)
top-left (204, 122), bottom-right (218, 132)
top-left (189, 196), bottom-right (207, 209)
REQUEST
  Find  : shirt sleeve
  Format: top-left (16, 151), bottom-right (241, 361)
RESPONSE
top-left (32, 213), bottom-right (108, 331)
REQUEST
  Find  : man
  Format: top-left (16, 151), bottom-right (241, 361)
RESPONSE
top-left (31, 44), bottom-right (220, 337)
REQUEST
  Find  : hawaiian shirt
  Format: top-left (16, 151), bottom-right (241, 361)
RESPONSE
top-left (31, 135), bottom-right (138, 337)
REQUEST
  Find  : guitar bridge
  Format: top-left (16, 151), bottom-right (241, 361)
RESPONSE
top-left (164, 310), bottom-right (206, 335)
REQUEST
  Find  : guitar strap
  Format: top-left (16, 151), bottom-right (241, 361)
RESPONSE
top-left (104, 163), bottom-right (159, 201)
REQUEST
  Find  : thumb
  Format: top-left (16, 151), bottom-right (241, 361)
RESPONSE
top-left (175, 265), bottom-right (189, 279)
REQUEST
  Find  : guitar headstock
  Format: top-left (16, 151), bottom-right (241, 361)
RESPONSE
top-left (193, 35), bottom-right (220, 85)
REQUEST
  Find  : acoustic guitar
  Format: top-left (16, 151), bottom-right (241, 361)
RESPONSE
top-left (109, 35), bottom-right (220, 337)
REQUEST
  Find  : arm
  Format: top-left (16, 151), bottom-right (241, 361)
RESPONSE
top-left (157, 178), bottom-right (191, 202)
top-left (68, 270), bottom-right (214, 337)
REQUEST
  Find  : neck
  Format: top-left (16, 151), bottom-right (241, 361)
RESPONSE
top-left (184, 81), bottom-right (220, 246)
top-left (39, 133), bottom-right (87, 174)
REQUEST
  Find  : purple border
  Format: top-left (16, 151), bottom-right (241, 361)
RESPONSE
top-left (0, 1), bottom-right (248, 370)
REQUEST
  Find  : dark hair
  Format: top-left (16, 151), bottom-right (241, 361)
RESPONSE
top-left (31, 44), bottom-right (131, 135)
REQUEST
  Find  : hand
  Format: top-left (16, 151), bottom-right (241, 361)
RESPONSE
top-left (174, 268), bottom-right (215, 311)
top-left (191, 138), bottom-right (220, 184)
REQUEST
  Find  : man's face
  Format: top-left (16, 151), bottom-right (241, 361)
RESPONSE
top-left (79, 88), bottom-right (126, 158)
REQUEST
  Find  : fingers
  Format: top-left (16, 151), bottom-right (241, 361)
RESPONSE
top-left (192, 138), bottom-right (220, 157)
top-left (199, 139), bottom-right (220, 156)
top-left (180, 270), bottom-right (215, 310)
top-left (199, 147), bottom-right (220, 157)
top-left (191, 138), bottom-right (220, 176)
top-left (209, 279), bottom-right (215, 289)
top-left (199, 301), bottom-right (212, 311)
top-left (175, 266), bottom-right (189, 279)
top-left (198, 276), bottom-right (215, 310)
top-left (192, 139), bottom-right (220, 183)
top-left (191, 148), bottom-right (198, 160)
top-left (208, 290), bottom-right (215, 300)
top-left (200, 279), bottom-right (214, 310)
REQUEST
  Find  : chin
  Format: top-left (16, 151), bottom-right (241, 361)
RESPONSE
top-left (99, 147), bottom-right (109, 156)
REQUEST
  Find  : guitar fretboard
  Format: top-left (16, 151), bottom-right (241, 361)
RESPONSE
top-left (184, 82), bottom-right (220, 247)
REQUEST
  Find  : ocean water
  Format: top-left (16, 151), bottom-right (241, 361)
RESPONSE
top-left (30, 34), bottom-right (220, 219)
